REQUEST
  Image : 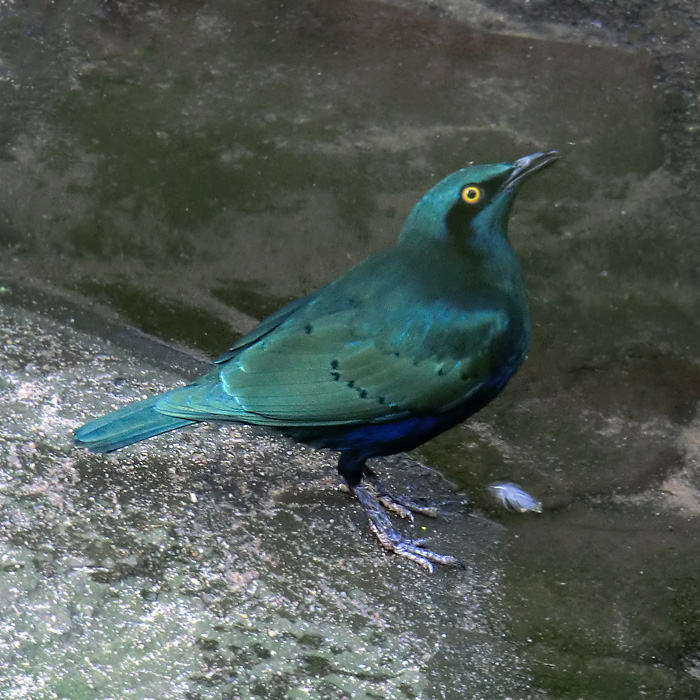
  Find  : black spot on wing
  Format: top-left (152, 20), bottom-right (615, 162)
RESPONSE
top-left (328, 359), bottom-right (387, 406)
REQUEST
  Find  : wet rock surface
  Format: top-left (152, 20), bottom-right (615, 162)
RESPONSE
top-left (1, 0), bottom-right (700, 697)
top-left (0, 283), bottom-right (526, 699)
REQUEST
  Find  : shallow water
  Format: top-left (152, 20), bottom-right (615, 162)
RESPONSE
top-left (1, 0), bottom-right (699, 698)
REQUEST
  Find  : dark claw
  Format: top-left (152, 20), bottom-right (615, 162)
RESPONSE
top-left (363, 468), bottom-right (441, 518)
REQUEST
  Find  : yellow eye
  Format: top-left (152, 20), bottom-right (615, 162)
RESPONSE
top-left (461, 185), bottom-right (483, 205)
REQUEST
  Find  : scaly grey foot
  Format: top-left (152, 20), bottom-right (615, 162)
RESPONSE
top-left (352, 483), bottom-right (463, 572)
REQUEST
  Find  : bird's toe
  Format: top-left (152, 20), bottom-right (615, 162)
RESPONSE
top-left (352, 482), bottom-right (460, 572)
top-left (363, 470), bottom-right (440, 519)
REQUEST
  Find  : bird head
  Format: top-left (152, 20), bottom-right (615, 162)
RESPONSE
top-left (398, 151), bottom-right (559, 249)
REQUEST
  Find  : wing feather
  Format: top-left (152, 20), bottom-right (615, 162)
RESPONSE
top-left (156, 295), bottom-right (509, 427)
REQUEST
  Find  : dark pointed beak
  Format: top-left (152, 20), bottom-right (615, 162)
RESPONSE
top-left (503, 151), bottom-right (560, 191)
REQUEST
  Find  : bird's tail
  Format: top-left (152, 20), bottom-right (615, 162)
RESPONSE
top-left (74, 391), bottom-right (195, 453)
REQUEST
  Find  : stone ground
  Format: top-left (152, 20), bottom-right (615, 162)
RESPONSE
top-left (1, 0), bottom-right (700, 697)
top-left (0, 281), bottom-right (531, 700)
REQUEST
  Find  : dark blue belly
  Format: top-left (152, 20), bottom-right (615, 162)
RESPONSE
top-left (285, 374), bottom-right (508, 460)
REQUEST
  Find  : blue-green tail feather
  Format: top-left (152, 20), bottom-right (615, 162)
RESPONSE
top-left (74, 391), bottom-right (196, 453)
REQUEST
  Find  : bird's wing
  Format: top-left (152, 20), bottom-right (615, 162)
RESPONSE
top-left (213, 292), bottom-right (316, 364)
top-left (156, 298), bottom-right (510, 427)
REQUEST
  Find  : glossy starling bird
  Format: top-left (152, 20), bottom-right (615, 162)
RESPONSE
top-left (75, 151), bottom-right (559, 570)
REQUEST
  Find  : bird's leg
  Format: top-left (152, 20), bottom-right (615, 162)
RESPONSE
top-left (363, 466), bottom-right (439, 519)
top-left (337, 453), bottom-right (462, 572)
